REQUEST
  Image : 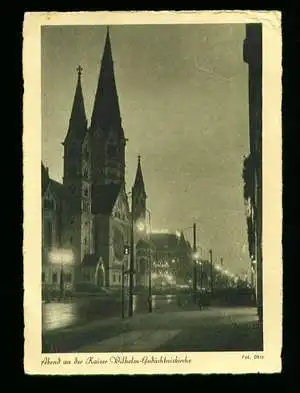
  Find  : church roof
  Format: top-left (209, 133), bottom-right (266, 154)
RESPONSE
top-left (41, 162), bottom-right (65, 202)
top-left (63, 65), bottom-right (88, 146)
top-left (91, 183), bottom-right (122, 215)
top-left (136, 238), bottom-right (156, 250)
top-left (90, 27), bottom-right (123, 136)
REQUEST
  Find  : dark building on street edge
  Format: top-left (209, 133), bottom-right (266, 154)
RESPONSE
top-left (243, 24), bottom-right (263, 323)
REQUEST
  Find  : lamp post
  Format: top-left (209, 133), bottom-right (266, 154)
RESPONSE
top-left (48, 249), bottom-right (74, 301)
top-left (146, 208), bottom-right (152, 313)
top-left (199, 261), bottom-right (203, 291)
top-left (128, 187), bottom-right (135, 317)
top-left (60, 263), bottom-right (64, 300)
top-left (148, 248), bottom-right (152, 313)
top-left (193, 223), bottom-right (197, 303)
top-left (181, 224), bottom-right (206, 302)
top-left (209, 249), bottom-right (214, 295)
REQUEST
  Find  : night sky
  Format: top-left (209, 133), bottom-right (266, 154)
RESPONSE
top-left (42, 24), bottom-right (250, 276)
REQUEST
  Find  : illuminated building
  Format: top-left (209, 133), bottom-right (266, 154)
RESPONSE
top-left (149, 231), bottom-right (192, 286)
top-left (41, 28), bottom-right (150, 291)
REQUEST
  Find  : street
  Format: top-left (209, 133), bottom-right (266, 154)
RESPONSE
top-left (43, 306), bottom-right (263, 353)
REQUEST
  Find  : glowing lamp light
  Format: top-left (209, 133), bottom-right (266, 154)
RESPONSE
top-left (193, 252), bottom-right (200, 260)
top-left (151, 229), bottom-right (169, 234)
top-left (136, 221), bottom-right (145, 232)
top-left (49, 249), bottom-right (74, 265)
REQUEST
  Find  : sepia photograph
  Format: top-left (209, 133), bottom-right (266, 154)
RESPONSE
top-left (23, 11), bottom-right (282, 374)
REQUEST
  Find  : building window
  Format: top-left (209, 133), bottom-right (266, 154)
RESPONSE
top-left (52, 272), bottom-right (57, 284)
top-left (118, 274), bottom-right (121, 283)
top-left (84, 188), bottom-right (88, 197)
top-left (113, 274), bottom-right (116, 283)
top-left (84, 237), bottom-right (87, 245)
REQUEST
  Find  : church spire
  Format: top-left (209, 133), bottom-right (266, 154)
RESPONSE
top-left (64, 65), bottom-right (87, 145)
top-left (133, 155), bottom-right (146, 195)
top-left (90, 27), bottom-right (122, 133)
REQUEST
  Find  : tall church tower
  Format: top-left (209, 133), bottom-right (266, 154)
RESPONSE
top-left (90, 28), bottom-right (126, 200)
top-left (89, 27), bottom-right (129, 287)
top-left (132, 155), bottom-right (147, 226)
top-left (62, 66), bottom-right (93, 269)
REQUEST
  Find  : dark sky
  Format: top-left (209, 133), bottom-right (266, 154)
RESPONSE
top-left (42, 24), bottom-right (250, 276)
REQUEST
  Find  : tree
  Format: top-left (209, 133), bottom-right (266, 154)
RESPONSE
top-left (242, 154), bottom-right (255, 259)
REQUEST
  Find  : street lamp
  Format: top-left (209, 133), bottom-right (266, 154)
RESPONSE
top-left (198, 260), bottom-right (203, 291)
top-left (145, 208), bottom-right (152, 313)
top-left (48, 249), bottom-right (74, 300)
top-left (180, 224), bottom-right (207, 302)
top-left (128, 190), bottom-right (152, 317)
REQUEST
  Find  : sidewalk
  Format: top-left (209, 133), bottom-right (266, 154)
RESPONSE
top-left (42, 311), bottom-right (156, 353)
top-left (43, 307), bottom-right (262, 353)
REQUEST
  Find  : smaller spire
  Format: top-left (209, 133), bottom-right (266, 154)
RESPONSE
top-left (133, 154), bottom-right (146, 194)
top-left (63, 65), bottom-right (87, 145)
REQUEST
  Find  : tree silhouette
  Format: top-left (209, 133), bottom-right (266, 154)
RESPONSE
top-left (242, 154), bottom-right (255, 259)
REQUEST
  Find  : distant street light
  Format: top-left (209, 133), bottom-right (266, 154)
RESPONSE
top-left (48, 249), bottom-right (74, 299)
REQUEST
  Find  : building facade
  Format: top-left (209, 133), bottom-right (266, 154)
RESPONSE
top-left (42, 28), bottom-right (150, 293)
top-left (149, 231), bottom-right (192, 287)
top-left (243, 23), bottom-right (263, 323)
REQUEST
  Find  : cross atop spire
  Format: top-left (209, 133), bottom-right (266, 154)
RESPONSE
top-left (63, 64), bottom-right (87, 145)
top-left (76, 65), bottom-right (83, 78)
top-left (133, 154), bottom-right (146, 195)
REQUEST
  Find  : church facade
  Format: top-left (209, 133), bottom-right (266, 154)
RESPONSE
top-left (42, 29), bottom-right (149, 293)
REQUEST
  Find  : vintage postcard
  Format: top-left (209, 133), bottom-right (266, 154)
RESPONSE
top-left (23, 11), bottom-right (282, 374)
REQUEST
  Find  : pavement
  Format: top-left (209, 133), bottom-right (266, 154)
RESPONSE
top-left (43, 306), bottom-right (263, 353)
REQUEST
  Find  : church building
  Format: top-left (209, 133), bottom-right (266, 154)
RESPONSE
top-left (42, 28), bottom-right (150, 293)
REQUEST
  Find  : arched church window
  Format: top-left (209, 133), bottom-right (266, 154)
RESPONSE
top-left (84, 188), bottom-right (88, 197)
